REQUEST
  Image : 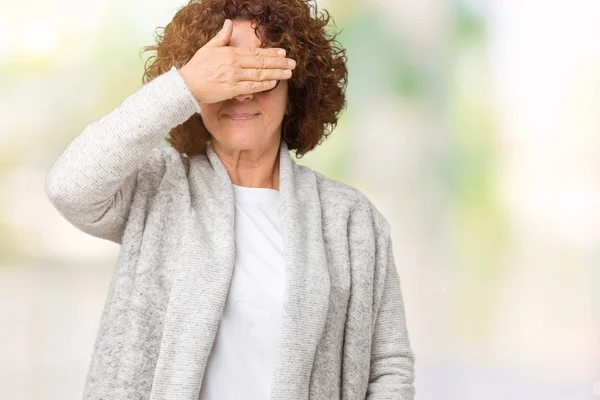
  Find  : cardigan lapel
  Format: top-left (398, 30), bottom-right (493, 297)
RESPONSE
top-left (151, 139), bottom-right (331, 400)
top-left (269, 140), bottom-right (331, 400)
top-left (150, 142), bottom-right (237, 399)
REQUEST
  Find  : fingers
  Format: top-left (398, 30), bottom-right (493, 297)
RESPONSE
top-left (234, 79), bottom-right (279, 94)
top-left (205, 19), bottom-right (233, 47)
top-left (235, 67), bottom-right (292, 83)
top-left (235, 47), bottom-right (287, 58)
top-left (236, 54), bottom-right (296, 70)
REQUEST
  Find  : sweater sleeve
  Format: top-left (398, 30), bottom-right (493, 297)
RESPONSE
top-left (366, 233), bottom-right (416, 399)
top-left (45, 66), bottom-right (201, 245)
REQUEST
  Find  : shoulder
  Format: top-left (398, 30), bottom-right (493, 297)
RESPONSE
top-left (307, 166), bottom-right (391, 238)
top-left (137, 145), bottom-right (190, 180)
top-left (123, 145), bottom-right (192, 203)
top-left (142, 144), bottom-right (188, 168)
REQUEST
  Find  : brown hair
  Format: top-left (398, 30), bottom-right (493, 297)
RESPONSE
top-left (140, 0), bottom-right (348, 158)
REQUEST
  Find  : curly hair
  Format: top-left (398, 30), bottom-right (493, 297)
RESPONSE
top-left (139, 0), bottom-right (348, 158)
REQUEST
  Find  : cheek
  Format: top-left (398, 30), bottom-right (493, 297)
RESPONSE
top-left (259, 83), bottom-right (288, 117)
top-left (261, 96), bottom-right (288, 117)
top-left (198, 104), bottom-right (222, 124)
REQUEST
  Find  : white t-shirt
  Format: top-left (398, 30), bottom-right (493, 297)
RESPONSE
top-left (198, 184), bottom-right (285, 400)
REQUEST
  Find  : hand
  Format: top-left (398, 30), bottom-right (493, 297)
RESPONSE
top-left (178, 19), bottom-right (296, 104)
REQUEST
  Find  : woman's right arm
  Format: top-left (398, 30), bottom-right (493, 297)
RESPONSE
top-left (45, 66), bottom-right (201, 244)
top-left (46, 19), bottom-right (294, 245)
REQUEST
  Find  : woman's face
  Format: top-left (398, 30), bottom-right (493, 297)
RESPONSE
top-left (199, 19), bottom-right (288, 154)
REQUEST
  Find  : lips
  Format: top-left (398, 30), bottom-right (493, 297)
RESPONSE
top-left (226, 113), bottom-right (258, 121)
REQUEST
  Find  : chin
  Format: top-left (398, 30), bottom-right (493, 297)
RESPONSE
top-left (219, 132), bottom-right (260, 150)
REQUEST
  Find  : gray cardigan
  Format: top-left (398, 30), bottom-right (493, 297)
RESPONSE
top-left (45, 66), bottom-right (415, 400)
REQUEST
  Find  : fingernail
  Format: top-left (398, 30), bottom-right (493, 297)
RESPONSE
top-left (288, 59), bottom-right (296, 67)
top-left (277, 49), bottom-right (286, 56)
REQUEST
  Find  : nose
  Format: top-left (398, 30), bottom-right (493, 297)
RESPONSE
top-left (231, 92), bottom-right (253, 102)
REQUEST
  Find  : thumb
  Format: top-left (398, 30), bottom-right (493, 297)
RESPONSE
top-left (205, 19), bottom-right (233, 47)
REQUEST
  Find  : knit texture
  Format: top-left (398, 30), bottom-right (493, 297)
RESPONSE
top-left (45, 66), bottom-right (415, 400)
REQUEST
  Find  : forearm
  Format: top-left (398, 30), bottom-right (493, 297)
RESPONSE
top-left (45, 66), bottom-right (200, 241)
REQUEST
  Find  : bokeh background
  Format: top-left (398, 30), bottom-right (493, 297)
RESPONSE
top-left (1, 0), bottom-right (599, 398)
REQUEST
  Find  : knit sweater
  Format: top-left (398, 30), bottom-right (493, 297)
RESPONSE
top-left (45, 66), bottom-right (415, 400)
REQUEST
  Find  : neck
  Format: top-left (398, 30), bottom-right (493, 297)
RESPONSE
top-left (211, 139), bottom-right (281, 190)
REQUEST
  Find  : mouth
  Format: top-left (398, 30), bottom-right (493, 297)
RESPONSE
top-left (226, 113), bottom-right (259, 121)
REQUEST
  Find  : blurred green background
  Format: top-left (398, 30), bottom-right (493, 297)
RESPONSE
top-left (0, 0), bottom-right (599, 398)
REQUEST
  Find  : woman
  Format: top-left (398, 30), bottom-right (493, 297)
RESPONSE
top-left (45, 0), bottom-right (415, 399)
